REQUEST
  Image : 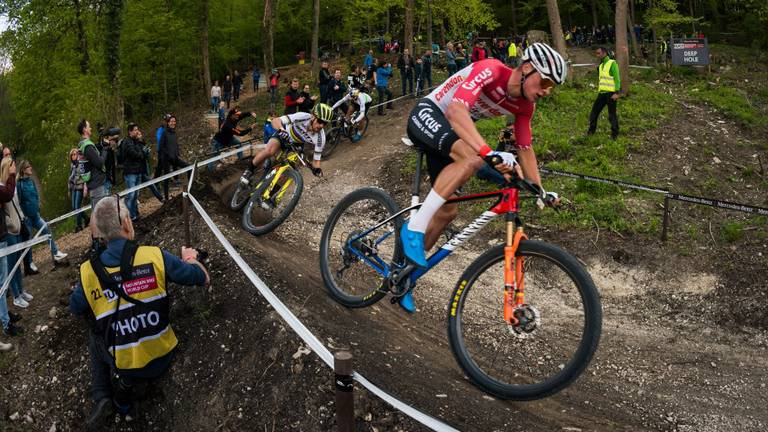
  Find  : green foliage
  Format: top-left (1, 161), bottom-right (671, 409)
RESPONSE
top-left (692, 85), bottom-right (767, 127)
top-left (645, 0), bottom-right (700, 40)
top-left (721, 221), bottom-right (744, 242)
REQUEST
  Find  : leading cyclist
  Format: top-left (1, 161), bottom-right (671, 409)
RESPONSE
top-left (399, 42), bottom-right (566, 313)
top-left (243, 103), bottom-right (334, 180)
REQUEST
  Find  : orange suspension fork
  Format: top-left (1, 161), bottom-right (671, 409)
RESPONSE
top-left (503, 222), bottom-right (527, 325)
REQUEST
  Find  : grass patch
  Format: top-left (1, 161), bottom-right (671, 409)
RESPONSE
top-left (691, 85), bottom-right (767, 127)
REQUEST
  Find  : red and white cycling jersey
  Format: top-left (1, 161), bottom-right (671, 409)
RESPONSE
top-left (425, 59), bottom-right (535, 148)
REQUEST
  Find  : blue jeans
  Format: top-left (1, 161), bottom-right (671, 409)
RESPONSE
top-left (5, 234), bottom-right (25, 299)
top-left (210, 96), bottom-right (220, 112)
top-left (141, 173), bottom-right (165, 203)
top-left (124, 173), bottom-right (141, 220)
top-left (0, 241), bottom-right (9, 329)
top-left (25, 213), bottom-right (59, 259)
top-left (72, 188), bottom-right (86, 228)
top-left (208, 137), bottom-right (242, 171)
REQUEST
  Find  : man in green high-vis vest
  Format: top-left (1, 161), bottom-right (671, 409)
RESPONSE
top-left (587, 46), bottom-right (620, 140)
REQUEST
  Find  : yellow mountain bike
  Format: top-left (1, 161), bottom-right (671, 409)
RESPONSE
top-left (237, 139), bottom-right (309, 235)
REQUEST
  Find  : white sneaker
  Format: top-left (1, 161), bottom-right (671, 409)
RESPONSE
top-left (0, 341), bottom-right (12, 352)
top-left (29, 262), bottom-right (39, 272)
top-left (53, 251), bottom-right (68, 261)
top-left (20, 292), bottom-right (33, 302)
top-left (13, 297), bottom-right (29, 308)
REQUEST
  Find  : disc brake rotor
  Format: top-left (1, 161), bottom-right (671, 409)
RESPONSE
top-left (507, 304), bottom-right (541, 339)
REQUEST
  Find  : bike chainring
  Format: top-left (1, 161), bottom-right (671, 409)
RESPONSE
top-left (508, 304), bottom-right (541, 338)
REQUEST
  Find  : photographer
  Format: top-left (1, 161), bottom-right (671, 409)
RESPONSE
top-left (98, 126), bottom-right (120, 192)
top-left (77, 119), bottom-right (114, 207)
top-left (69, 196), bottom-right (209, 427)
top-left (121, 124), bottom-right (163, 221)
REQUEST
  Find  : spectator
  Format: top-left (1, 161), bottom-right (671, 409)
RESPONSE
top-left (363, 50), bottom-right (374, 70)
top-left (397, 48), bottom-right (415, 96)
top-left (153, 114), bottom-right (171, 192)
top-left (68, 148), bottom-right (87, 231)
top-left (16, 159), bottom-right (68, 264)
top-left (252, 68), bottom-right (261, 93)
top-left (120, 123), bottom-right (152, 221)
top-left (222, 74), bottom-right (233, 108)
top-left (268, 69), bottom-right (280, 110)
top-left (299, 84), bottom-right (317, 113)
top-left (318, 62), bottom-right (331, 103)
top-left (471, 40), bottom-right (486, 62)
top-left (97, 127), bottom-right (118, 193)
top-left (347, 65), bottom-right (364, 89)
top-left (135, 129), bottom-right (165, 207)
top-left (414, 58), bottom-right (424, 97)
top-left (77, 119), bottom-right (112, 252)
top-left (232, 70), bottom-right (242, 102)
top-left (326, 69), bottom-right (347, 106)
top-left (507, 39), bottom-right (518, 67)
top-left (455, 43), bottom-right (467, 68)
top-left (374, 60), bottom-right (393, 116)
top-left (445, 42), bottom-right (457, 75)
top-left (209, 108), bottom-right (257, 170)
top-left (2, 157), bottom-right (32, 311)
top-left (217, 100), bottom-right (226, 129)
top-left (284, 78), bottom-right (305, 115)
top-left (210, 80), bottom-right (221, 113)
top-left (3, 145), bottom-right (39, 275)
top-left (158, 116), bottom-right (189, 201)
top-left (365, 57), bottom-right (377, 86)
top-left (422, 49), bottom-right (433, 90)
top-left (0, 157), bottom-right (23, 338)
top-left (587, 46), bottom-right (621, 140)
top-left (69, 196), bottom-right (208, 428)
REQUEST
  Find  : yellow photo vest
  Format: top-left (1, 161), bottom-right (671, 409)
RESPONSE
top-left (599, 59), bottom-right (618, 92)
top-left (81, 245), bottom-right (177, 370)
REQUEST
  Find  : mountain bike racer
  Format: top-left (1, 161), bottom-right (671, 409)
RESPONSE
top-left (331, 88), bottom-right (373, 142)
top-left (242, 103), bottom-right (333, 180)
top-left (399, 42), bottom-right (566, 313)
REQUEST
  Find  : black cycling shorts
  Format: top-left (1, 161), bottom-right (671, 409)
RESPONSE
top-left (406, 99), bottom-right (460, 183)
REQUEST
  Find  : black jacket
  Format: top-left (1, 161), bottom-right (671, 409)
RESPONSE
top-left (121, 136), bottom-right (147, 175)
top-left (159, 128), bottom-right (180, 160)
top-left (327, 78), bottom-right (347, 104)
top-left (397, 54), bottom-right (415, 72)
top-left (284, 88), bottom-right (301, 115)
top-left (299, 91), bottom-right (315, 113)
top-left (233, 74), bottom-right (243, 87)
top-left (319, 68), bottom-right (331, 85)
top-left (212, 112), bottom-right (255, 146)
top-left (223, 79), bottom-right (233, 93)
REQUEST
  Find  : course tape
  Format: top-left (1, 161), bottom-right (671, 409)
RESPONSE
top-left (571, 63), bottom-right (654, 69)
top-left (540, 167), bottom-right (768, 215)
top-left (0, 225), bottom-right (47, 299)
top-left (185, 192), bottom-right (458, 432)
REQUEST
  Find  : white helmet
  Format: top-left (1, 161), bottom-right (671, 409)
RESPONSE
top-left (521, 43), bottom-right (567, 84)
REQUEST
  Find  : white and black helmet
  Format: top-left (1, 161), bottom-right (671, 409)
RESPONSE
top-left (521, 43), bottom-right (567, 84)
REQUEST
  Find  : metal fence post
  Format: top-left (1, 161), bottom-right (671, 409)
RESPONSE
top-left (334, 351), bottom-right (354, 432)
top-left (661, 196), bottom-right (671, 242)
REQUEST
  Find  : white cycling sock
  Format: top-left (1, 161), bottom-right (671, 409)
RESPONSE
top-left (408, 189), bottom-right (446, 233)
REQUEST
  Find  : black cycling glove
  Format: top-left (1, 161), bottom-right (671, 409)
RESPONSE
top-left (311, 167), bottom-right (323, 177)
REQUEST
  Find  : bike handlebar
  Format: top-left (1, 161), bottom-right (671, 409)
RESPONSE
top-left (483, 155), bottom-right (543, 198)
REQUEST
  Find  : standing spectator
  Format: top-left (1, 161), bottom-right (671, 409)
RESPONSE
top-left (374, 60), bottom-right (393, 116)
top-left (365, 58), bottom-right (377, 86)
top-left (68, 148), bottom-right (87, 231)
top-left (326, 69), bottom-right (347, 106)
top-left (268, 69), bottom-right (280, 111)
top-left (318, 62), bottom-right (331, 103)
top-left (217, 100), bottom-right (226, 129)
top-left (363, 50), bottom-right (374, 70)
top-left (455, 43), bottom-right (467, 68)
top-left (445, 42), bottom-right (457, 75)
top-left (3, 157), bottom-right (32, 310)
top-left (490, 38), bottom-right (501, 58)
top-left (232, 70), bottom-right (242, 102)
top-left (210, 80), bottom-right (221, 113)
top-left (121, 123), bottom-right (150, 221)
top-left (153, 114), bottom-right (170, 189)
top-left (507, 39), bottom-right (518, 67)
top-left (0, 157), bottom-right (23, 338)
top-left (252, 68), bottom-right (261, 93)
top-left (414, 58), bottom-right (424, 97)
top-left (77, 119), bottom-right (111, 252)
top-left (299, 84), bottom-right (317, 113)
top-left (69, 196), bottom-right (208, 428)
top-left (397, 48), bottom-right (415, 97)
top-left (97, 127), bottom-right (118, 193)
top-left (422, 49), bottom-right (433, 90)
top-left (222, 74), bottom-right (233, 108)
top-left (587, 46), bottom-right (621, 140)
top-left (16, 160), bottom-right (68, 263)
top-left (136, 129), bottom-right (165, 206)
top-left (158, 116), bottom-right (189, 201)
top-left (284, 78), bottom-right (305, 115)
top-left (347, 65), bottom-right (364, 89)
top-left (471, 40), bottom-right (486, 62)
top-left (209, 108), bottom-right (257, 170)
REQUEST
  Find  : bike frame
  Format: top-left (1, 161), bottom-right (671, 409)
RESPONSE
top-left (257, 145), bottom-right (307, 202)
top-left (346, 150), bottom-right (530, 314)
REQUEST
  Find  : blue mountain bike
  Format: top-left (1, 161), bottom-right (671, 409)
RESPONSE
top-left (319, 148), bottom-right (602, 400)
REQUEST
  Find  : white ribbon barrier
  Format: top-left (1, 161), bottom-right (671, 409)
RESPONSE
top-left (0, 225), bottom-right (47, 298)
top-left (185, 192), bottom-right (459, 432)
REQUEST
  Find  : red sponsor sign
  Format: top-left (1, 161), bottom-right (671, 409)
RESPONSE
top-left (123, 275), bottom-right (158, 295)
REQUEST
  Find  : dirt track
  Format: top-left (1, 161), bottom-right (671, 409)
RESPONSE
top-left (2, 88), bottom-right (767, 431)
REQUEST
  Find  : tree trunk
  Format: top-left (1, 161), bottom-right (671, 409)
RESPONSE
top-left (591, 0), bottom-right (599, 30)
top-left (426, 0), bottom-right (433, 50)
top-left (629, 0), bottom-right (636, 24)
top-left (615, 0), bottom-right (630, 94)
top-left (404, 0), bottom-right (414, 54)
top-left (511, 0), bottom-right (518, 35)
top-left (439, 18), bottom-right (446, 47)
top-left (263, 0), bottom-right (277, 73)
top-left (72, 0), bottom-right (90, 74)
top-left (627, 12), bottom-right (640, 59)
top-left (200, 0), bottom-right (211, 98)
top-left (311, 0), bottom-right (320, 76)
top-left (385, 8), bottom-right (390, 36)
top-left (545, 0), bottom-right (568, 60)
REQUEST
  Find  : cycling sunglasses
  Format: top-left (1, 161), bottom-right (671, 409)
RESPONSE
top-left (315, 118), bottom-right (328, 127)
top-left (523, 69), bottom-right (556, 90)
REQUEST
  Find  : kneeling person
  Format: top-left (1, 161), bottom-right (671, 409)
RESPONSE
top-left (244, 103), bottom-right (333, 179)
top-left (69, 196), bottom-right (210, 427)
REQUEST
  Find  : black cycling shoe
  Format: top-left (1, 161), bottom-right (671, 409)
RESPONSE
top-left (87, 398), bottom-right (114, 430)
top-left (3, 323), bottom-right (24, 337)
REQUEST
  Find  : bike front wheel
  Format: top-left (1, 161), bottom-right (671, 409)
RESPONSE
top-left (447, 241), bottom-right (602, 400)
top-left (242, 167), bottom-right (303, 236)
top-left (319, 187), bottom-right (402, 308)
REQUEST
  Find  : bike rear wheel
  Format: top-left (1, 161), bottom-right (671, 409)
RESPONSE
top-left (242, 167), bottom-right (303, 236)
top-left (319, 187), bottom-right (402, 308)
top-left (447, 241), bottom-right (602, 400)
top-left (322, 126), bottom-right (343, 158)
